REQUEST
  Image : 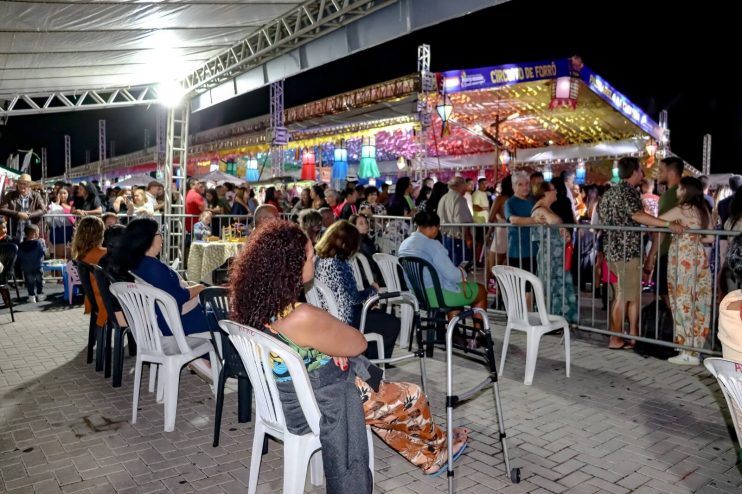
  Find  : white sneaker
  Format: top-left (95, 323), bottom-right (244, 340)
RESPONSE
top-left (27, 295), bottom-right (36, 303)
top-left (667, 353), bottom-right (700, 366)
top-left (36, 294), bottom-right (46, 302)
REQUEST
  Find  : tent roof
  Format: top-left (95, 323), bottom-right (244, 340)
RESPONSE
top-left (0, 0), bottom-right (304, 98)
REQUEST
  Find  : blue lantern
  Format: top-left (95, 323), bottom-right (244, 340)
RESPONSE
top-left (332, 141), bottom-right (348, 182)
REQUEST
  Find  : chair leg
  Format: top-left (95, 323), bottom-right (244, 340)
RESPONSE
top-left (499, 326), bottom-right (512, 377)
top-left (524, 330), bottom-right (543, 386)
top-left (209, 351), bottom-right (219, 398)
top-left (11, 275), bottom-right (20, 301)
top-left (104, 324), bottom-right (113, 379)
top-left (95, 325), bottom-right (105, 373)
top-left (237, 376), bottom-right (252, 423)
top-left (162, 361), bottom-right (181, 432)
top-left (126, 330), bottom-right (137, 356)
top-left (563, 325), bottom-right (571, 378)
top-left (248, 423), bottom-right (266, 494)
top-left (86, 316), bottom-right (96, 364)
top-left (113, 328), bottom-right (125, 388)
top-left (148, 363), bottom-right (158, 393)
top-left (284, 437), bottom-right (313, 493)
top-left (399, 305), bottom-right (412, 348)
top-left (1, 287), bottom-right (14, 323)
top-left (212, 367), bottom-right (227, 447)
top-left (132, 358), bottom-right (143, 424)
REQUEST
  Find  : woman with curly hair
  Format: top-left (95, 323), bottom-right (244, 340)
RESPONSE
top-left (72, 216), bottom-right (108, 329)
top-left (229, 219), bottom-right (468, 486)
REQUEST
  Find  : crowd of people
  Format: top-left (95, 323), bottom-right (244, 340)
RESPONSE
top-left (2, 163), bottom-right (742, 364)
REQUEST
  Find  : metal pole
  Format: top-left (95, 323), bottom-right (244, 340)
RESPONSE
top-left (41, 147), bottom-right (47, 189)
top-left (702, 134), bottom-right (712, 175)
top-left (98, 120), bottom-right (106, 184)
top-left (416, 44), bottom-right (433, 181)
top-left (64, 135), bottom-right (71, 181)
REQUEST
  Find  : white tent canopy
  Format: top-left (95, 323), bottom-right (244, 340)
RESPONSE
top-left (0, 1), bottom-right (302, 97)
top-left (196, 170), bottom-right (247, 186)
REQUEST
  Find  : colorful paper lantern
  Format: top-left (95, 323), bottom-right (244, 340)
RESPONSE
top-left (245, 155), bottom-right (259, 182)
top-left (436, 93), bottom-right (453, 136)
top-left (550, 76), bottom-right (579, 110)
top-left (611, 160), bottom-right (620, 183)
top-left (576, 161), bottom-right (586, 185)
top-left (358, 136), bottom-right (380, 179)
top-left (300, 148), bottom-right (316, 181)
top-left (332, 141), bottom-right (348, 181)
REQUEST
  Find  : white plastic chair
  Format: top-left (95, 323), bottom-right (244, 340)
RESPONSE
top-left (492, 265), bottom-right (570, 385)
top-left (305, 278), bottom-right (385, 361)
top-left (221, 320), bottom-right (374, 494)
top-left (350, 253), bottom-right (376, 292)
top-left (110, 282), bottom-right (218, 432)
top-left (373, 253), bottom-right (414, 348)
top-left (704, 358), bottom-right (742, 453)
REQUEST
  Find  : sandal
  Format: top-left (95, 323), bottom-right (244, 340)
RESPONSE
top-left (426, 442), bottom-right (468, 478)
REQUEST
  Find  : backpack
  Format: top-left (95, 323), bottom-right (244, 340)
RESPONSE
top-left (634, 299), bottom-right (676, 359)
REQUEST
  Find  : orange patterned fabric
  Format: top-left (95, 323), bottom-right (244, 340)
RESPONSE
top-left (82, 246), bottom-right (108, 327)
top-left (356, 377), bottom-right (447, 471)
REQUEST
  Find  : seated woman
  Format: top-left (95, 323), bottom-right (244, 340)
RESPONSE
top-left (314, 220), bottom-right (400, 360)
top-left (349, 213), bottom-right (383, 286)
top-left (72, 216), bottom-right (108, 329)
top-left (228, 219), bottom-right (468, 486)
top-left (298, 209), bottom-right (322, 245)
top-left (110, 218), bottom-right (211, 359)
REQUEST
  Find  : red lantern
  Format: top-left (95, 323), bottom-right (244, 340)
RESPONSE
top-left (301, 148), bottom-right (316, 181)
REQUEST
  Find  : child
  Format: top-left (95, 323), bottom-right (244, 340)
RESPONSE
top-left (19, 224), bottom-right (46, 303)
top-left (193, 211), bottom-right (212, 241)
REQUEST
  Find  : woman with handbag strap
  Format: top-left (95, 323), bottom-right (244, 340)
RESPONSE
top-left (531, 181), bottom-right (578, 323)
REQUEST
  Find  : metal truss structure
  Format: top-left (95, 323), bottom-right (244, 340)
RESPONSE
top-left (183, 0), bottom-right (398, 95)
top-left (0, 86), bottom-right (159, 118)
top-left (414, 44), bottom-right (433, 180)
top-left (268, 80), bottom-right (287, 178)
top-left (163, 104), bottom-right (190, 268)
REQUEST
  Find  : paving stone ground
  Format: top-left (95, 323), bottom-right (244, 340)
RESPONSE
top-left (1, 290), bottom-right (741, 493)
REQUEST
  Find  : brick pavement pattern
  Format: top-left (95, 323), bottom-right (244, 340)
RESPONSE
top-left (1, 303), bottom-right (741, 493)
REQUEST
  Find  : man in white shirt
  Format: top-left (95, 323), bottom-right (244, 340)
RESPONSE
top-left (437, 176), bottom-right (473, 266)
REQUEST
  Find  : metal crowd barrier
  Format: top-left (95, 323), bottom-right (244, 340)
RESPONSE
top-left (23, 210), bottom-right (741, 357)
top-left (369, 216), bottom-right (741, 356)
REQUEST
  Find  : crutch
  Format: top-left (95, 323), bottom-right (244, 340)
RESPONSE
top-left (445, 308), bottom-right (520, 493)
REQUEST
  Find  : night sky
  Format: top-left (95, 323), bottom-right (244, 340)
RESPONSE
top-left (1, 0), bottom-right (738, 178)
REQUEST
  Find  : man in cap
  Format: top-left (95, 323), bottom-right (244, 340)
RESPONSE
top-left (0, 173), bottom-right (46, 241)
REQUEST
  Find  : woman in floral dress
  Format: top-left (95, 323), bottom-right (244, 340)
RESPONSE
top-left (531, 182), bottom-right (578, 323)
top-left (659, 176), bottom-right (713, 365)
